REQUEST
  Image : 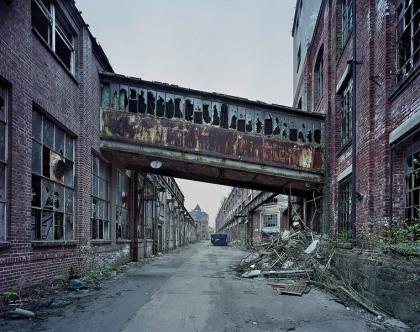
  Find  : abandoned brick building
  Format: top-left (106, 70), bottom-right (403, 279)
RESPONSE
top-left (0, 0), bottom-right (198, 292)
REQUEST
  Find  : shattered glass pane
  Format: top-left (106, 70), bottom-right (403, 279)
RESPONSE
top-left (32, 175), bottom-right (41, 207)
top-left (42, 117), bottom-right (54, 148)
top-left (174, 96), bottom-right (184, 118)
top-left (92, 218), bottom-right (98, 239)
top-left (185, 98), bottom-right (194, 122)
top-left (99, 219), bottom-right (103, 239)
top-left (237, 107), bottom-right (246, 132)
top-left (64, 214), bottom-right (73, 240)
top-left (264, 113), bottom-right (273, 135)
top-left (147, 90), bottom-right (156, 115)
top-left (228, 105), bottom-right (237, 130)
top-left (32, 140), bottom-right (42, 174)
top-left (193, 99), bottom-right (203, 124)
top-left (42, 180), bottom-right (54, 210)
top-left (101, 83), bottom-right (110, 108)
top-left (92, 197), bottom-right (98, 219)
top-left (65, 188), bottom-right (74, 214)
top-left (54, 212), bottom-right (64, 240)
top-left (203, 101), bottom-right (212, 124)
top-left (64, 160), bottom-right (74, 187)
top-left (65, 135), bottom-right (74, 161)
top-left (220, 104), bottom-right (229, 129)
top-left (54, 184), bottom-right (64, 212)
top-left (138, 89), bottom-right (147, 114)
top-left (119, 86), bottom-right (128, 110)
top-left (211, 102), bottom-right (220, 126)
top-left (156, 92), bottom-right (165, 117)
top-left (42, 210), bottom-right (54, 240)
top-left (32, 110), bottom-right (42, 142)
top-left (165, 93), bottom-right (174, 119)
top-left (55, 126), bottom-right (65, 155)
top-left (128, 87), bottom-right (138, 113)
top-left (111, 84), bottom-right (119, 109)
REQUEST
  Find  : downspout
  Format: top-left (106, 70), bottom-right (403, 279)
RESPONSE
top-left (351, 0), bottom-right (358, 244)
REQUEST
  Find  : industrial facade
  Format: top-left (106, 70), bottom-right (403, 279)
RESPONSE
top-left (0, 0), bottom-right (197, 292)
top-left (190, 205), bottom-right (209, 240)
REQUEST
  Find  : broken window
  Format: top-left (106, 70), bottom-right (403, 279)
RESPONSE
top-left (174, 96), bottom-right (184, 118)
top-left (220, 104), bottom-right (229, 129)
top-left (185, 98), bottom-right (194, 122)
top-left (128, 87), bottom-right (138, 113)
top-left (203, 101), bottom-right (212, 124)
top-left (156, 92), bottom-right (165, 117)
top-left (147, 90), bottom-right (156, 115)
top-left (211, 102), bottom-right (220, 126)
top-left (165, 93), bottom-right (175, 119)
top-left (255, 111), bottom-right (263, 134)
top-left (341, 0), bottom-right (352, 48)
top-left (338, 175), bottom-right (352, 240)
top-left (245, 109), bottom-right (253, 132)
top-left (264, 113), bottom-right (273, 135)
top-left (116, 170), bottom-right (129, 239)
top-left (31, 0), bottom-right (76, 74)
top-left (91, 154), bottom-right (110, 240)
top-left (314, 46), bottom-right (324, 107)
top-left (228, 105), bottom-right (237, 130)
top-left (101, 83), bottom-right (110, 108)
top-left (138, 89), bottom-right (147, 114)
top-left (237, 107), bottom-right (246, 132)
top-left (119, 86), bottom-right (128, 110)
top-left (0, 86), bottom-right (6, 241)
top-left (396, 0), bottom-right (419, 81)
top-left (261, 213), bottom-right (279, 228)
top-left (340, 79), bottom-right (352, 147)
top-left (193, 99), bottom-right (203, 124)
top-left (31, 108), bottom-right (75, 241)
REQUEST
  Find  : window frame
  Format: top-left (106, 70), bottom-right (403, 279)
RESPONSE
top-left (404, 145), bottom-right (420, 224)
top-left (341, 0), bottom-right (353, 49)
top-left (91, 154), bottom-right (111, 241)
top-left (338, 175), bottom-right (352, 239)
top-left (31, 0), bottom-right (76, 75)
top-left (116, 169), bottom-right (129, 239)
top-left (0, 85), bottom-right (8, 241)
top-left (261, 212), bottom-right (279, 229)
top-left (314, 47), bottom-right (324, 108)
top-left (340, 78), bottom-right (353, 147)
top-left (31, 109), bottom-right (75, 241)
top-left (396, 0), bottom-right (419, 82)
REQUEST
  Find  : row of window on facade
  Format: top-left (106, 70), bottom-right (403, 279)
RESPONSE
top-left (101, 83), bottom-right (323, 145)
top-left (31, 0), bottom-right (75, 74)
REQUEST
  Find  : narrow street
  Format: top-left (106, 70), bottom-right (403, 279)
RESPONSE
top-left (3, 242), bottom-right (374, 332)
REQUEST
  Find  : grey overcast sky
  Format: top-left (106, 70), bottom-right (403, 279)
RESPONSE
top-left (76, 0), bottom-right (296, 227)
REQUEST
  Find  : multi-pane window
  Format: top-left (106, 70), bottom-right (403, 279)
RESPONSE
top-left (341, 0), bottom-right (353, 48)
top-left (262, 213), bottom-right (279, 228)
top-left (116, 170), bottom-right (129, 239)
top-left (91, 154), bottom-right (110, 240)
top-left (0, 86), bottom-right (7, 241)
top-left (31, 110), bottom-right (75, 241)
top-left (314, 48), bottom-right (324, 107)
top-left (338, 176), bottom-right (352, 239)
top-left (144, 181), bottom-right (155, 239)
top-left (405, 150), bottom-right (420, 223)
top-left (31, 0), bottom-right (75, 74)
top-left (340, 79), bottom-right (353, 147)
top-left (396, 0), bottom-right (419, 81)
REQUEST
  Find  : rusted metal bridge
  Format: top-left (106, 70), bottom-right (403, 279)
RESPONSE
top-left (99, 72), bottom-right (324, 196)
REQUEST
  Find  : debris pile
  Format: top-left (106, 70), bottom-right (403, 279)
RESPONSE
top-left (237, 230), bottom-right (391, 320)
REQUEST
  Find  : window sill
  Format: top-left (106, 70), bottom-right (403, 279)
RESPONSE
top-left (389, 64), bottom-right (420, 102)
top-left (91, 240), bottom-right (112, 245)
top-left (31, 240), bottom-right (78, 248)
top-left (336, 140), bottom-right (352, 157)
top-left (32, 28), bottom-right (79, 86)
top-left (116, 239), bottom-right (131, 244)
top-left (0, 241), bottom-right (11, 250)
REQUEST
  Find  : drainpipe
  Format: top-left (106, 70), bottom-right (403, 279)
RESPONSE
top-left (351, 0), bottom-right (358, 245)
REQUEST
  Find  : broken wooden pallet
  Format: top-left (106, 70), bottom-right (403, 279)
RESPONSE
top-left (279, 284), bottom-right (307, 296)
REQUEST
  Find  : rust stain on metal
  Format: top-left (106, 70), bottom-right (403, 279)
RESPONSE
top-left (101, 111), bottom-right (324, 173)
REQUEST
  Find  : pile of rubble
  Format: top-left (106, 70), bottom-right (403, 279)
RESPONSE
top-left (237, 230), bottom-right (328, 296)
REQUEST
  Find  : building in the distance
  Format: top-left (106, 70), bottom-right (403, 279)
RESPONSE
top-left (190, 205), bottom-right (209, 240)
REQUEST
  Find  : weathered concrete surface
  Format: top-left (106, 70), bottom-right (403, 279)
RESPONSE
top-left (2, 243), bottom-right (374, 332)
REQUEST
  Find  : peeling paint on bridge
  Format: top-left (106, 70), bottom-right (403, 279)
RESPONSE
top-left (99, 72), bottom-right (325, 196)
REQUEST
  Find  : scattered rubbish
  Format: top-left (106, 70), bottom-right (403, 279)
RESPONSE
top-left (279, 284), bottom-right (307, 296)
top-left (8, 308), bottom-right (36, 319)
top-left (67, 278), bottom-right (87, 291)
top-left (383, 318), bottom-right (410, 331)
top-left (346, 307), bottom-right (350, 311)
top-left (304, 240), bottom-right (319, 254)
top-left (250, 264), bottom-right (256, 269)
top-left (241, 270), bottom-right (261, 278)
